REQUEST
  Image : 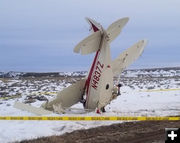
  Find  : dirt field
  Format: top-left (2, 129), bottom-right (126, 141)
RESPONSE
top-left (20, 120), bottom-right (180, 143)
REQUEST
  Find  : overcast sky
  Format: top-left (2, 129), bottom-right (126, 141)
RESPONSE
top-left (0, 0), bottom-right (180, 72)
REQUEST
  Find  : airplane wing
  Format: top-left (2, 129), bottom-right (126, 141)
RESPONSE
top-left (73, 31), bottom-right (101, 55)
top-left (106, 17), bottom-right (129, 43)
top-left (14, 102), bottom-right (53, 115)
top-left (43, 79), bottom-right (86, 111)
top-left (112, 40), bottom-right (147, 76)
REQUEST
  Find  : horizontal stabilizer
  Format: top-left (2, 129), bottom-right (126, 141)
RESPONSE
top-left (107, 17), bottom-right (129, 43)
top-left (73, 31), bottom-right (101, 55)
top-left (112, 39), bottom-right (147, 76)
top-left (14, 102), bottom-right (53, 115)
top-left (43, 79), bottom-right (86, 110)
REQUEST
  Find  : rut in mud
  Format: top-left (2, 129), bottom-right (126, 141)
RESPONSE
top-left (20, 120), bottom-right (180, 143)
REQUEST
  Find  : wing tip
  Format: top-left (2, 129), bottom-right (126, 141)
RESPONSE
top-left (141, 39), bottom-right (148, 47)
top-left (73, 47), bottom-right (80, 53)
top-left (120, 17), bottom-right (130, 25)
top-left (123, 17), bottom-right (130, 22)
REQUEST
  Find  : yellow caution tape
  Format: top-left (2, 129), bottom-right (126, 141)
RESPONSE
top-left (0, 116), bottom-right (179, 121)
top-left (34, 92), bottom-right (57, 95)
top-left (0, 95), bottom-right (22, 100)
top-left (140, 88), bottom-right (180, 92)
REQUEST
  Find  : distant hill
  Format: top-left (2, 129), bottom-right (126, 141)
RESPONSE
top-left (0, 71), bottom-right (87, 78)
top-left (0, 67), bottom-right (180, 78)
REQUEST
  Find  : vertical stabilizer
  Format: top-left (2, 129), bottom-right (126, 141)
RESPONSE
top-left (85, 17), bottom-right (102, 32)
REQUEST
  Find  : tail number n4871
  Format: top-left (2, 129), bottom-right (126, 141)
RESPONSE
top-left (91, 61), bottom-right (104, 90)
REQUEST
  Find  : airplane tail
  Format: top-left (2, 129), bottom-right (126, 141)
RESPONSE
top-left (74, 17), bottom-right (129, 55)
top-left (85, 17), bottom-right (102, 32)
top-left (106, 17), bottom-right (129, 43)
top-left (85, 17), bottom-right (129, 43)
top-left (73, 31), bottom-right (101, 55)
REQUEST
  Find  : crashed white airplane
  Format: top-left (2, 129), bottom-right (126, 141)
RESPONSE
top-left (14, 17), bottom-right (147, 114)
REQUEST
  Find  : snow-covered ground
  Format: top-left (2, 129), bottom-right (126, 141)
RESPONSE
top-left (0, 68), bottom-right (180, 143)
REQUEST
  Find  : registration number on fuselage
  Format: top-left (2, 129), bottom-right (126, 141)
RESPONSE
top-left (91, 61), bottom-right (104, 90)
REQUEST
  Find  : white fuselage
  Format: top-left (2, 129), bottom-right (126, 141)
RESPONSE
top-left (85, 28), bottom-right (113, 109)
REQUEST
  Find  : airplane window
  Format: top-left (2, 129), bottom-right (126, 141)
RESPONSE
top-left (106, 84), bottom-right (109, 90)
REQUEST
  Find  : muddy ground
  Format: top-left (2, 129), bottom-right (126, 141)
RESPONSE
top-left (20, 120), bottom-right (180, 143)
